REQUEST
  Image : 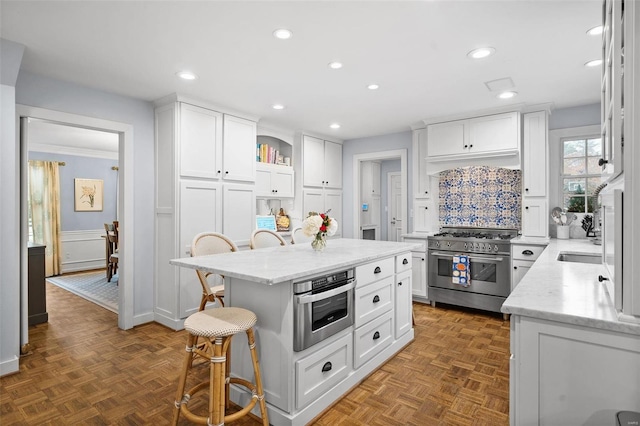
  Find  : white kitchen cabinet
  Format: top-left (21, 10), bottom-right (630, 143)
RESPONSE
top-left (303, 188), bottom-right (342, 237)
top-left (354, 276), bottom-right (393, 328)
top-left (255, 163), bottom-right (294, 198)
top-left (510, 315), bottom-right (640, 425)
top-left (394, 270), bottom-right (413, 338)
top-left (521, 111), bottom-right (549, 238)
top-left (302, 135), bottom-right (342, 189)
top-left (426, 112), bottom-right (520, 160)
top-left (510, 242), bottom-right (547, 290)
top-left (522, 199), bottom-right (547, 238)
top-left (402, 236), bottom-right (428, 301)
top-left (222, 114), bottom-right (257, 182)
top-left (353, 311), bottom-right (393, 369)
top-left (413, 128), bottom-right (431, 199)
top-left (154, 98), bottom-right (258, 328)
top-left (222, 184), bottom-right (255, 248)
top-left (412, 200), bottom-right (435, 233)
top-left (360, 161), bottom-right (381, 196)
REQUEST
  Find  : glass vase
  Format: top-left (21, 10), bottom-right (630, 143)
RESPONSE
top-left (311, 235), bottom-right (327, 251)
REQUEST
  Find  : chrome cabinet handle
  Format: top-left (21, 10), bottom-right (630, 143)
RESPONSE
top-left (295, 281), bottom-right (355, 304)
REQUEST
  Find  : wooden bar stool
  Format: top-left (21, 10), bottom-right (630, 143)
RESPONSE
top-left (172, 307), bottom-right (269, 426)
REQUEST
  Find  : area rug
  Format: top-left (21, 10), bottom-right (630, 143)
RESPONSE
top-left (47, 271), bottom-right (118, 313)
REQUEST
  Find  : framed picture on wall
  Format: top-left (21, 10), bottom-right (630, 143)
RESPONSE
top-left (74, 178), bottom-right (104, 211)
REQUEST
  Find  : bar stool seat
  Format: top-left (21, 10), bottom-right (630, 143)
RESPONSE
top-left (173, 307), bottom-right (269, 426)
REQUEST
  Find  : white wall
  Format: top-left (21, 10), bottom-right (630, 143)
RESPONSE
top-left (14, 72), bottom-right (156, 320)
top-left (0, 39), bottom-right (25, 375)
top-left (342, 131), bottom-right (413, 238)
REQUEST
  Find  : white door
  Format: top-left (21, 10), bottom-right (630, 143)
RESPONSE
top-left (387, 172), bottom-right (402, 241)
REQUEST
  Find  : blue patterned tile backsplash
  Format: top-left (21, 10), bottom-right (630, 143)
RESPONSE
top-left (439, 166), bottom-right (522, 229)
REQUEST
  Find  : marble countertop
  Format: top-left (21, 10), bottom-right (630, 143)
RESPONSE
top-left (170, 238), bottom-right (421, 285)
top-left (511, 235), bottom-right (550, 245)
top-left (502, 238), bottom-right (640, 336)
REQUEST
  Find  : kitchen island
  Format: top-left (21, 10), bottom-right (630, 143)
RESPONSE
top-left (502, 238), bottom-right (640, 426)
top-left (170, 238), bottom-right (420, 426)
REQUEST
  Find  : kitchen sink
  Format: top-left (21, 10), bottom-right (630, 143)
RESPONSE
top-left (556, 251), bottom-right (602, 264)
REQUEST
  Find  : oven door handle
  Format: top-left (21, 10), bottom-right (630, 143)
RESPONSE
top-left (295, 281), bottom-right (355, 305)
top-left (429, 252), bottom-right (504, 263)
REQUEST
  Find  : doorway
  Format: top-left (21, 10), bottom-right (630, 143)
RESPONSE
top-left (17, 105), bottom-right (134, 350)
top-left (352, 149), bottom-right (408, 241)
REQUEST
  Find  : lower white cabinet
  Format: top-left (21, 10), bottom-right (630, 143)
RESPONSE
top-left (355, 277), bottom-right (393, 328)
top-left (353, 311), bottom-right (393, 369)
top-left (302, 188), bottom-right (343, 237)
top-left (222, 184), bottom-right (255, 248)
top-left (395, 270), bottom-right (412, 338)
top-left (510, 316), bottom-right (640, 425)
top-left (295, 333), bottom-right (352, 410)
top-left (511, 242), bottom-right (547, 290)
top-left (402, 236), bottom-right (429, 301)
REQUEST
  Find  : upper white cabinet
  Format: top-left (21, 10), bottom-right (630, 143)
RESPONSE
top-left (361, 161), bottom-right (381, 197)
top-left (426, 112), bottom-right (520, 160)
top-left (413, 129), bottom-right (431, 198)
top-left (223, 115), bottom-right (257, 182)
top-left (303, 135), bottom-right (342, 189)
top-left (521, 111), bottom-right (549, 237)
top-left (255, 163), bottom-right (294, 198)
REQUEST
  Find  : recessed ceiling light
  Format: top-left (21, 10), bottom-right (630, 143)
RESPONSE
top-left (272, 104), bottom-right (285, 110)
top-left (273, 28), bottom-right (292, 40)
top-left (330, 123), bottom-right (341, 129)
top-left (176, 71), bottom-right (198, 80)
top-left (587, 25), bottom-right (603, 36)
top-left (497, 91), bottom-right (518, 100)
top-left (585, 59), bottom-right (602, 67)
top-left (328, 62), bottom-right (343, 69)
top-left (467, 47), bottom-right (496, 59)
top-left (367, 84), bottom-right (379, 90)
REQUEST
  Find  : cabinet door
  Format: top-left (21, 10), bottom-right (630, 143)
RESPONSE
top-left (411, 251), bottom-right (427, 298)
top-left (426, 119), bottom-right (466, 157)
top-left (523, 111), bottom-right (547, 197)
top-left (522, 199), bottom-right (547, 237)
top-left (179, 180), bottom-right (222, 317)
top-left (255, 167), bottom-right (272, 197)
top-left (360, 161), bottom-right (373, 197)
top-left (415, 129), bottom-right (430, 197)
top-left (303, 188), bottom-right (325, 217)
top-left (412, 200), bottom-right (433, 232)
top-left (302, 135), bottom-right (325, 187)
top-left (395, 270), bottom-right (412, 338)
top-left (323, 140), bottom-right (343, 189)
top-left (272, 168), bottom-right (294, 198)
top-left (180, 103), bottom-right (223, 179)
top-left (468, 112), bottom-right (519, 153)
top-left (223, 115), bottom-right (257, 182)
top-left (511, 260), bottom-right (532, 291)
top-left (324, 190), bottom-right (343, 238)
top-left (371, 161), bottom-right (381, 195)
top-left (223, 184), bottom-right (255, 248)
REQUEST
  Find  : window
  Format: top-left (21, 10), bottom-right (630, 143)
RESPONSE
top-left (561, 137), bottom-right (602, 213)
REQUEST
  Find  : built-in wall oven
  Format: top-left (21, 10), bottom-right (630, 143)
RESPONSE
top-left (427, 227), bottom-right (516, 314)
top-left (293, 268), bottom-right (355, 351)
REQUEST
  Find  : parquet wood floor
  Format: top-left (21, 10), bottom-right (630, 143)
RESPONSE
top-left (1, 282), bottom-right (510, 425)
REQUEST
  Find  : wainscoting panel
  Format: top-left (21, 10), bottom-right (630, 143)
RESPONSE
top-left (60, 229), bottom-right (106, 273)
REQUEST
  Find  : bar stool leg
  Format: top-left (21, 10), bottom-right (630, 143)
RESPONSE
top-left (246, 328), bottom-right (269, 426)
top-left (173, 334), bottom-right (196, 426)
top-left (211, 336), bottom-right (226, 426)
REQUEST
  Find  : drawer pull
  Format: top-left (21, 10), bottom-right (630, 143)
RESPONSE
top-left (321, 362), bottom-right (332, 372)
top-left (373, 331), bottom-right (380, 340)
top-left (373, 295), bottom-right (380, 303)
top-left (374, 266), bottom-right (381, 274)
top-left (402, 258), bottom-right (408, 265)
top-left (522, 250), bottom-right (534, 256)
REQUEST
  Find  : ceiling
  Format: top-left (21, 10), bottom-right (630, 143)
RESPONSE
top-left (1, 1), bottom-right (602, 141)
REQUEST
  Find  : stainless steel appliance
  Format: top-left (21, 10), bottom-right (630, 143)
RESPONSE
top-left (427, 227), bottom-right (517, 314)
top-left (293, 268), bottom-right (355, 351)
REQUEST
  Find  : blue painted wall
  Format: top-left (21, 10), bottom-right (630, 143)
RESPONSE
top-left (29, 151), bottom-right (118, 231)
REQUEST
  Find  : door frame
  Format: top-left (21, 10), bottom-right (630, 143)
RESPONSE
top-left (352, 149), bottom-right (407, 240)
top-left (17, 105), bottom-right (134, 332)
top-left (387, 171), bottom-right (402, 241)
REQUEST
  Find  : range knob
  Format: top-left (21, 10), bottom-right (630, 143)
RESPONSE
top-left (447, 242), bottom-right (451, 247)
top-left (463, 243), bottom-right (467, 250)
top-left (494, 245), bottom-right (499, 252)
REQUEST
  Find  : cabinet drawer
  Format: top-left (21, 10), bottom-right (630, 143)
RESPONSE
top-left (512, 244), bottom-right (546, 261)
top-left (395, 253), bottom-right (412, 274)
top-left (354, 311), bottom-right (393, 369)
top-left (295, 333), bottom-right (352, 409)
top-left (356, 257), bottom-right (394, 287)
top-left (355, 276), bottom-right (393, 328)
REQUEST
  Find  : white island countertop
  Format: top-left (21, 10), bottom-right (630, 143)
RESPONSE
top-left (170, 238), bottom-right (421, 285)
top-left (502, 238), bottom-right (640, 336)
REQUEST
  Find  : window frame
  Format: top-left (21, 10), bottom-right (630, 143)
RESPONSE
top-left (559, 133), bottom-right (603, 214)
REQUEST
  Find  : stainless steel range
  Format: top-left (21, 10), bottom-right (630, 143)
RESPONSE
top-left (427, 227), bottom-right (518, 315)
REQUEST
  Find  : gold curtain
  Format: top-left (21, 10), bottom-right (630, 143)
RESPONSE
top-left (28, 160), bottom-right (62, 277)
